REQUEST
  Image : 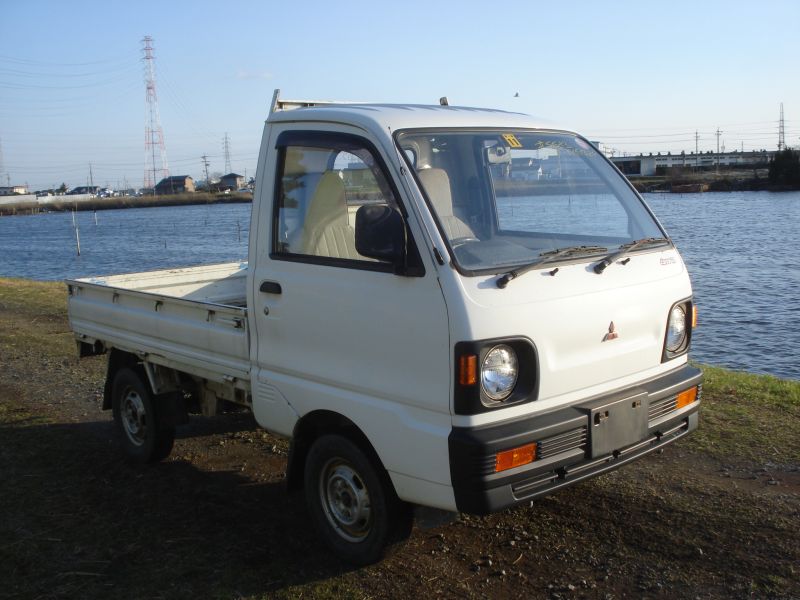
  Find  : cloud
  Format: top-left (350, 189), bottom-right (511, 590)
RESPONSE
top-left (235, 69), bottom-right (272, 81)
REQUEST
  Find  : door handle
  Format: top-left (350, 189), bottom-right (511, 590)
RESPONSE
top-left (259, 281), bottom-right (282, 294)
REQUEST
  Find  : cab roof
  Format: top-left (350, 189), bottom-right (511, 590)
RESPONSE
top-left (267, 103), bottom-right (565, 135)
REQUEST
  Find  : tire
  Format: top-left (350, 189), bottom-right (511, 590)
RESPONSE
top-left (111, 367), bottom-right (175, 464)
top-left (304, 434), bottom-right (411, 565)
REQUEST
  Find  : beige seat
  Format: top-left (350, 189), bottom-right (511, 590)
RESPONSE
top-left (301, 171), bottom-right (360, 260)
top-left (417, 168), bottom-right (476, 240)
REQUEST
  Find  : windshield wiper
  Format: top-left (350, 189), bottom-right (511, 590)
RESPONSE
top-left (593, 237), bottom-right (671, 274)
top-left (496, 245), bottom-right (608, 288)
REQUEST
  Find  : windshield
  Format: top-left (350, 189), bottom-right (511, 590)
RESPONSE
top-left (396, 129), bottom-right (665, 274)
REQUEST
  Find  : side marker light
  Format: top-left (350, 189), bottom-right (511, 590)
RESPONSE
top-left (458, 354), bottom-right (478, 386)
top-left (495, 443), bottom-right (537, 472)
top-left (676, 386), bottom-right (698, 409)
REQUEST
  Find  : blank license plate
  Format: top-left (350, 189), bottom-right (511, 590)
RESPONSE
top-left (588, 392), bottom-right (648, 457)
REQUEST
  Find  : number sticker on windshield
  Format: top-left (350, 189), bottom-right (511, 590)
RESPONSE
top-left (502, 134), bottom-right (523, 148)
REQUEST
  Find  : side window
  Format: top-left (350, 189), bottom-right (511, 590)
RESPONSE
top-left (273, 139), bottom-right (399, 264)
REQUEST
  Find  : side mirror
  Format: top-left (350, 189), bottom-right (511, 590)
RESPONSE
top-left (355, 204), bottom-right (405, 266)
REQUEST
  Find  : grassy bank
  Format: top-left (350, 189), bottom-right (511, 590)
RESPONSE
top-left (0, 192), bottom-right (252, 217)
top-left (689, 366), bottom-right (800, 464)
top-left (1, 278), bottom-right (798, 599)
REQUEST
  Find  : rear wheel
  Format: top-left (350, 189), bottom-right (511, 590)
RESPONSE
top-left (304, 434), bottom-right (411, 564)
top-left (112, 368), bottom-right (174, 464)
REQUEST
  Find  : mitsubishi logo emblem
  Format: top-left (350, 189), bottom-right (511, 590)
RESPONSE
top-left (603, 321), bottom-right (619, 342)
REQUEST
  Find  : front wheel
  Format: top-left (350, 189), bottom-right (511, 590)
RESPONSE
top-left (304, 435), bottom-right (411, 564)
top-left (111, 368), bottom-right (175, 464)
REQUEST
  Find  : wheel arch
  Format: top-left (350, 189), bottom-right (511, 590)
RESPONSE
top-left (286, 410), bottom-right (390, 493)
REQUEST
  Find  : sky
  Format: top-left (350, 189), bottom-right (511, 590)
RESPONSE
top-left (1, 0), bottom-right (798, 192)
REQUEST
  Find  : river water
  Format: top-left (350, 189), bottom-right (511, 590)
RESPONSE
top-left (1, 192), bottom-right (798, 380)
top-left (645, 191), bottom-right (799, 381)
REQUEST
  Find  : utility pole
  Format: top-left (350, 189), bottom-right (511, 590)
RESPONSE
top-left (695, 130), bottom-right (699, 169)
top-left (201, 155), bottom-right (211, 192)
top-left (142, 36), bottom-right (169, 193)
top-left (778, 102), bottom-right (786, 151)
top-left (89, 162), bottom-right (94, 192)
top-left (715, 128), bottom-right (722, 174)
top-left (223, 132), bottom-right (232, 174)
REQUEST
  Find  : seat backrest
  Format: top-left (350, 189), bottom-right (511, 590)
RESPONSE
top-left (301, 171), bottom-right (360, 259)
top-left (417, 168), bottom-right (476, 240)
top-left (281, 147), bottom-right (323, 252)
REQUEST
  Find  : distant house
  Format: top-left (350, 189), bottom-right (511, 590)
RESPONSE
top-left (0, 185), bottom-right (30, 196)
top-left (610, 150), bottom-right (773, 176)
top-left (219, 173), bottom-right (244, 191)
top-left (155, 175), bottom-right (195, 194)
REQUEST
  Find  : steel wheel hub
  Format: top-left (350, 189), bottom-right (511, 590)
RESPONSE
top-left (320, 460), bottom-right (372, 542)
top-left (121, 389), bottom-right (147, 446)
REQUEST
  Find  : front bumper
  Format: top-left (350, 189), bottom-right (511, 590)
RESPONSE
top-left (448, 364), bottom-right (703, 514)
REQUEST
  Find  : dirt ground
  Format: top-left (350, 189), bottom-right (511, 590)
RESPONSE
top-left (1, 279), bottom-right (798, 600)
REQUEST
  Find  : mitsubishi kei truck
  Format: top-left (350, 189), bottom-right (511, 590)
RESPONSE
top-left (67, 91), bottom-right (702, 563)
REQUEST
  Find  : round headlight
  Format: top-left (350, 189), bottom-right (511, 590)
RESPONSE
top-left (481, 345), bottom-right (518, 401)
top-left (666, 305), bottom-right (687, 353)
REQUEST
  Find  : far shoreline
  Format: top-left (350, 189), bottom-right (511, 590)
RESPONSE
top-left (0, 192), bottom-right (252, 217)
top-left (2, 180), bottom-right (798, 218)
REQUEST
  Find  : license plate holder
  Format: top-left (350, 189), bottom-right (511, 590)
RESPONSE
top-left (587, 392), bottom-right (648, 457)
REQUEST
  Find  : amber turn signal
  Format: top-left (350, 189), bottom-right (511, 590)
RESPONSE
top-left (691, 305), bottom-right (698, 328)
top-left (676, 386), bottom-right (698, 409)
top-left (458, 354), bottom-right (478, 386)
top-left (495, 443), bottom-right (537, 472)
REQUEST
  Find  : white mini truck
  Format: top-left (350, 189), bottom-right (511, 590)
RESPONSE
top-left (67, 91), bottom-right (702, 564)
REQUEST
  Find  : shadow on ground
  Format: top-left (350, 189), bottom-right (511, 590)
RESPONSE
top-left (1, 414), bottom-right (357, 599)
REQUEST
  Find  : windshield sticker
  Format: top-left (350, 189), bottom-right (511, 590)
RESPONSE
top-left (502, 133), bottom-right (523, 148)
top-left (531, 139), bottom-right (594, 157)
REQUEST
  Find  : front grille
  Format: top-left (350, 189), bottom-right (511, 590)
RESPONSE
top-left (649, 395), bottom-right (677, 422)
top-left (537, 426), bottom-right (588, 460)
top-left (648, 384), bottom-right (703, 424)
top-left (473, 455), bottom-right (498, 477)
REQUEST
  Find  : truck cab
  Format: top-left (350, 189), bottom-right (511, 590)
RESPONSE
top-left (247, 93), bottom-right (701, 559)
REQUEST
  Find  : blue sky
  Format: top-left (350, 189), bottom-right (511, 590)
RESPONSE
top-left (1, 0), bottom-right (798, 191)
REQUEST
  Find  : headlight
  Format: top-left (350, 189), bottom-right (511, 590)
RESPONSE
top-left (665, 305), bottom-right (688, 353)
top-left (481, 345), bottom-right (518, 401)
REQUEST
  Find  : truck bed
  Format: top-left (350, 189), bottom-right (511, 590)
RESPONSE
top-left (66, 262), bottom-right (250, 388)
